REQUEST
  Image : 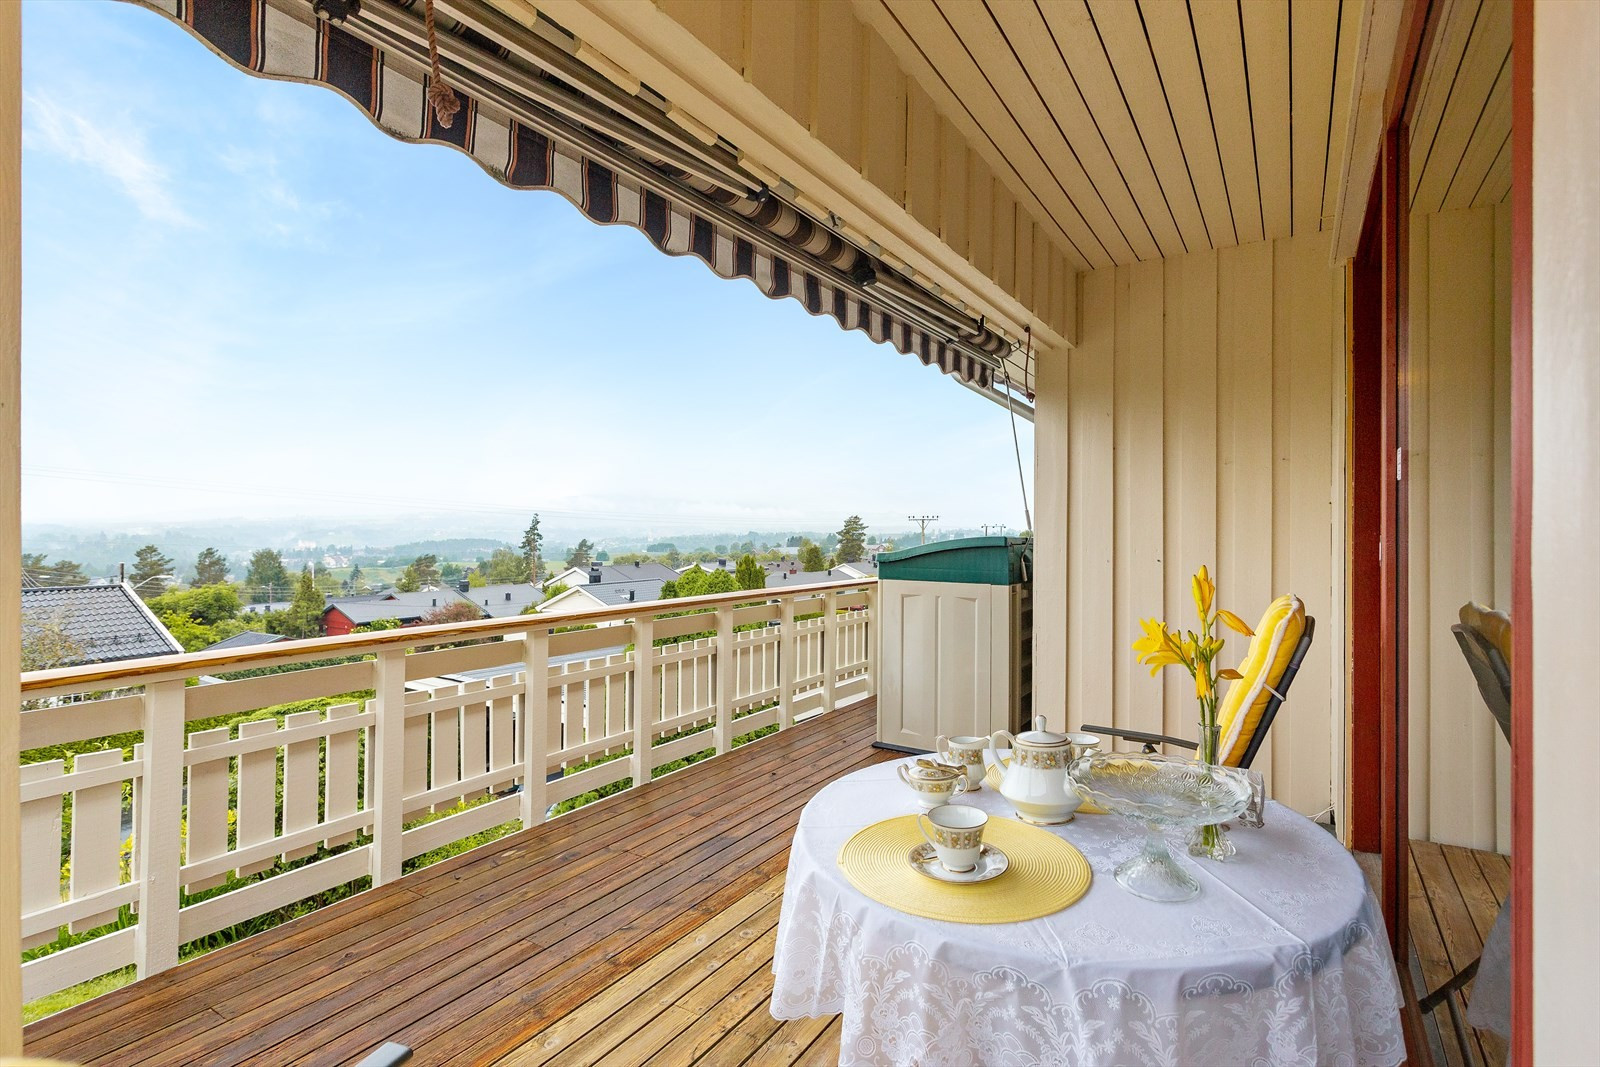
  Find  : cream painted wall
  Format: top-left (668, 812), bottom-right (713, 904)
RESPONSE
top-left (1531, 2), bottom-right (1600, 1059)
top-left (1034, 231), bottom-right (1347, 818)
top-left (1407, 203), bottom-right (1513, 852)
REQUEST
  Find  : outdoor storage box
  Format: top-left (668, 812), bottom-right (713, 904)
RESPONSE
top-left (874, 536), bottom-right (1033, 752)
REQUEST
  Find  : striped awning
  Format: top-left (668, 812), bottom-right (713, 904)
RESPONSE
top-left (130, 0), bottom-right (1021, 394)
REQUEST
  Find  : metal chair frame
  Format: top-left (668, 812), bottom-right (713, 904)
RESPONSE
top-left (1081, 616), bottom-right (1317, 771)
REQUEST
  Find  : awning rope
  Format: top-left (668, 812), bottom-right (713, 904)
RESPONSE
top-left (423, 0), bottom-right (461, 128)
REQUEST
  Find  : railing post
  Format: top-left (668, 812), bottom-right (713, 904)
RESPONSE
top-left (866, 584), bottom-right (879, 698)
top-left (370, 647), bottom-right (407, 886)
top-left (778, 596), bottom-right (796, 730)
top-left (715, 605), bottom-right (734, 753)
top-left (134, 679), bottom-right (184, 978)
top-left (520, 630), bottom-right (549, 827)
top-left (631, 617), bottom-right (656, 788)
top-left (821, 589), bottom-right (839, 716)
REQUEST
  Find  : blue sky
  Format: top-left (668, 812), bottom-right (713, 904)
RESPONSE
top-left (20, 0), bottom-right (1033, 540)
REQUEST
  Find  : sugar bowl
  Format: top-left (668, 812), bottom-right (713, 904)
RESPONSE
top-left (897, 760), bottom-right (971, 810)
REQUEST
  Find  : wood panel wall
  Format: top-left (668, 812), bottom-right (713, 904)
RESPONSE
top-left (1407, 202), bottom-right (1512, 852)
top-left (1039, 230), bottom-right (1347, 818)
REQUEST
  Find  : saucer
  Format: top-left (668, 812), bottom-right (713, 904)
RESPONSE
top-left (908, 842), bottom-right (1010, 884)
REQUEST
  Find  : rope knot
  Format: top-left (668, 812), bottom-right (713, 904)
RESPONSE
top-left (423, 0), bottom-right (460, 129)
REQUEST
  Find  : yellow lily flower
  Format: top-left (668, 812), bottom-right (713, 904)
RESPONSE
top-left (1216, 608), bottom-right (1255, 637)
top-left (1195, 669), bottom-right (1212, 699)
top-left (1192, 565), bottom-right (1214, 619)
top-left (1218, 667), bottom-right (1244, 681)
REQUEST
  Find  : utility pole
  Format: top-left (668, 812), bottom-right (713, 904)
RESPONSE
top-left (981, 523), bottom-right (1008, 536)
top-left (907, 515), bottom-right (939, 545)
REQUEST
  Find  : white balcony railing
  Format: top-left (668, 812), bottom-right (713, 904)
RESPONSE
top-left (16, 579), bottom-right (876, 1003)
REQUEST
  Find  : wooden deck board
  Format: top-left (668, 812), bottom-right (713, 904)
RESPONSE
top-left (24, 700), bottom-right (888, 1066)
top-left (1409, 838), bottom-right (1511, 1067)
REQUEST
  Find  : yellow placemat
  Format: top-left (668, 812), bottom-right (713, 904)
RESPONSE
top-left (837, 814), bottom-right (1092, 923)
top-left (984, 762), bottom-right (1107, 814)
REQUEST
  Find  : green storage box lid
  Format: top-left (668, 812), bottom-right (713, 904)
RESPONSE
top-left (875, 536), bottom-right (1032, 585)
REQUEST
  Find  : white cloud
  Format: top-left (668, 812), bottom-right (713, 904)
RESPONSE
top-left (25, 91), bottom-right (195, 228)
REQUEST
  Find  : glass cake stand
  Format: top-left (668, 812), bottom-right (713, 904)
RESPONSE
top-left (1070, 754), bottom-right (1253, 902)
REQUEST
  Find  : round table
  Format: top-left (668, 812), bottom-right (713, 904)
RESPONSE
top-left (771, 756), bottom-right (1405, 1066)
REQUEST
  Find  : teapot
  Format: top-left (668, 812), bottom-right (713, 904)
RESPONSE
top-left (988, 718), bottom-right (1099, 825)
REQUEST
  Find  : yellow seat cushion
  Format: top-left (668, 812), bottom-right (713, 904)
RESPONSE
top-left (1215, 594), bottom-right (1306, 766)
top-left (1459, 602), bottom-right (1513, 667)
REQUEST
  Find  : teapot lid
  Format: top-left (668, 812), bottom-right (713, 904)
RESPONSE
top-left (1015, 729), bottom-right (1072, 747)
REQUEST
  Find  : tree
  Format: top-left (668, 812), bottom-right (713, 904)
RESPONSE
top-left (565, 539), bottom-right (595, 569)
top-left (161, 613), bottom-right (217, 654)
top-left (23, 554), bottom-right (88, 586)
top-left (347, 564), bottom-right (367, 593)
top-left (130, 544), bottom-right (175, 597)
top-left (21, 615), bottom-right (84, 671)
top-left (482, 546), bottom-right (531, 584)
top-left (594, 549), bottom-right (610, 562)
top-left (281, 566), bottom-right (325, 639)
top-left (660, 567), bottom-right (737, 600)
top-left (786, 535), bottom-right (803, 548)
top-left (646, 542), bottom-right (677, 554)
top-left (421, 601), bottom-right (485, 626)
top-left (715, 545), bottom-right (729, 555)
top-left (836, 516), bottom-right (868, 562)
top-left (148, 585), bottom-right (241, 627)
top-left (193, 547), bottom-right (229, 586)
top-left (246, 549), bottom-right (291, 603)
top-left (798, 540), bottom-right (826, 572)
top-left (734, 554), bottom-right (765, 591)
top-left (521, 514), bottom-right (544, 581)
top-left (397, 553), bottom-right (442, 592)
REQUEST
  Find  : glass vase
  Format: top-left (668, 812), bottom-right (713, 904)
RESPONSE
top-left (1188, 723), bottom-right (1236, 861)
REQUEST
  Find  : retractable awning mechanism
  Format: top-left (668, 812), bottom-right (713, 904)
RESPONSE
top-left (136, 0), bottom-right (1034, 411)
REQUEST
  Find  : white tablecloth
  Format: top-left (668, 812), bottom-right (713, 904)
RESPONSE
top-left (771, 757), bottom-right (1405, 1066)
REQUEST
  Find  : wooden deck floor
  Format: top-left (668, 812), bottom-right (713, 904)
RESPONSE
top-left (24, 701), bottom-right (891, 1066)
top-left (1409, 840), bottom-right (1511, 1067)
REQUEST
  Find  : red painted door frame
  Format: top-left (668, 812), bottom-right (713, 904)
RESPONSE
top-left (1509, 1), bottom-right (1533, 1061)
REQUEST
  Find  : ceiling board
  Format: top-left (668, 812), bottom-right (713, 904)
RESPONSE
top-left (1072, 0), bottom-right (1211, 253)
top-left (869, 0), bottom-right (1100, 269)
top-left (1242, 0), bottom-right (1293, 240)
top-left (1320, 0), bottom-right (1361, 231)
top-left (1138, 0), bottom-right (1239, 248)
top-left (1192, 0), bottom-right (1265, 245)
top-left (1289, 0), bottom-right (1340, 234)
top-left (983, 0), bottom-right (1169, 260)
top-left (1411, 0), bottom-right (1512, 215)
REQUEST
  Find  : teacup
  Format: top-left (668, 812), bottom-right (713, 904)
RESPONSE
top-left (935, 734), bottom-right (990, 790)
top-left (897, 763), bottom-right (970, 809)
top-left (917, 804), bottom-right (989, 873)
top-left (1065, 732), bottom-right (1102, 761)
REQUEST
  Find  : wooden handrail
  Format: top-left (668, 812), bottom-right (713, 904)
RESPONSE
top-left (20, 577), bottom-right (876, 694)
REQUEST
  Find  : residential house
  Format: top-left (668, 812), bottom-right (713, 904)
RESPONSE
top-left (19, 583), bottom-right (183, 668)
top-left (200, 630), bottom-right (289, 653)
top-left (462, 582), bottom-right (543, 618)
top-left (322, 586), bottom-right (485, 636)
top-left (533, 577), bottom-right (666, 617)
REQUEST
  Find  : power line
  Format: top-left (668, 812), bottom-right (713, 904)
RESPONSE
top-left (907, 515), bottom-right (939, 546)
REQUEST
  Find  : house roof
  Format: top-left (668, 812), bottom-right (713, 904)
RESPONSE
top-left (203, 630), bottom-right (289, 651)
top-left (466, 583), bottom-right (544, 618)
top-left (579, 578), bottom-right (668, 607)
top-left (21, 583), bottom-right (184, 667)
top-left (764, 570), bottom-right (847, 588)
top-left (324, 586), bottom-right (484, 625)
top-left (241, 600), bottom-right (294, 614)
top-left (551, 561), bottom-right (680, 585)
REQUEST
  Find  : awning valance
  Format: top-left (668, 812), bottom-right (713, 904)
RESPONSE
top-left (131, 0), bottom-right (1029, 400)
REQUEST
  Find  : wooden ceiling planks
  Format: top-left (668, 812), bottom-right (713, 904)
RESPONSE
top-left (1191, 0), bottom-right (1266, 246)
top-left (1137, 0), bottom-right (1239, 249)
top-left (1289, 0), bottom-right (1340, 235)
top-left (1318, 0), bottom-right (1362, 233)
top-left (1075, 0), bottom-right (1212, 254)
top-left (1242, 0), bottom-right (1293, 241)
top-left (986, 0), bottom-right (1172, 261)
top-left (1410, 0), bottom-right (1513, 214)
top-left (871, 0), bottom-right (1102, 270)
top-left (918, 0), bottom-right (1134, 266)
